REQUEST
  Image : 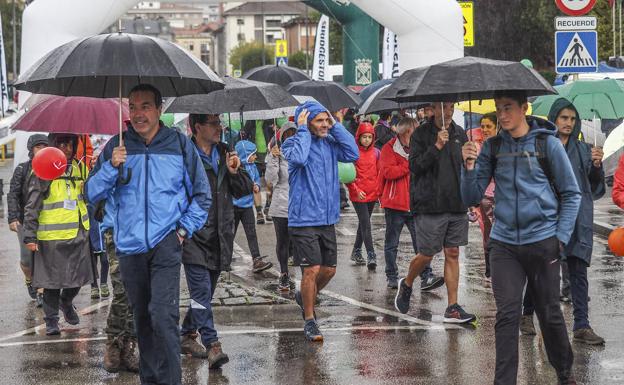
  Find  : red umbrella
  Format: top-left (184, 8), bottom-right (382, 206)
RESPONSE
top-left (12, 94), bottom-right (129, 135)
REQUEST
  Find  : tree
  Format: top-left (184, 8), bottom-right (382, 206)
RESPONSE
top-left (229, 41), bottom-right (275, 74)
top-left (288, 51), bottom-right (312, 70)
top-left (0, 1), bottom-right (24, 80)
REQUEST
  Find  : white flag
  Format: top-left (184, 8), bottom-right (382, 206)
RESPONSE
top-left (312, 15), bottom-right (330, 81)
top-left (0, 13), bottom-right (9, 114)
top-left (382, 28), bottom-right (400, 79)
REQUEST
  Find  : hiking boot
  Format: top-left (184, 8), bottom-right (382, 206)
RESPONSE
top-left (263, 204), bottom-right (270, 217)
top-left (91, 286), bottom-right (100, 299)
top-left (573, 328), bottom-right (605, 345)
top-left (443, 304), bottom-right (476, 324)
top-left (26, 282), bottom-right (37, 299)
top-left (121, 336), bottom-right (140, 372)
top-left (256, 213), bottom-right (265, 225)
top-left (181, 333), bottom-right (208, 358)
top-left (45, 317), bottom-right (60, 336)
top-left (36, 292), bottom-right (44, 308)
top-left (278, 274), bottom-right (291, 292)
top-left (100, 284), bottom-right (110, 298)
top-left (366, 251), bottom-right (377, 271)
top-left (303, 319), bottom-right (323, 342)
top-left (252, 257), bottom-right (273, 273)
top-left (520, 315), bottom-right (536, 336)
top-left (394, 278), bottom-right (412, 314)
top-left (207, 341), bottom-right (230, 369)
top-left (350, 248), bottom-right (365, 266)
top-left (387, 278), bottom-right (398, 289)
top-left (103, 337), bottom-right (122, 373)
top-left (59, 302), bottom-right (80, 325)
top-left (421, 275), bottom-right (445, 291)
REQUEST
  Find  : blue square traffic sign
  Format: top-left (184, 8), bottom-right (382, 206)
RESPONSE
top-left (555, 30), bottom-right (597, 74)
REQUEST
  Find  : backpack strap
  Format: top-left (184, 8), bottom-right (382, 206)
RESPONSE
top-left (176, 132), bottom-right (192, 204)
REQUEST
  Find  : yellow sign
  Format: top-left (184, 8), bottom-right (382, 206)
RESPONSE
top-left (275, 39), bottom-right (288, 58)
top-left (460, 2), bottom-right (474, 47)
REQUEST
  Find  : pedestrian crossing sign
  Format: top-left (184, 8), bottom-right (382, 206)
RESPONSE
top-left (555, 30), bottom-right (597, 74)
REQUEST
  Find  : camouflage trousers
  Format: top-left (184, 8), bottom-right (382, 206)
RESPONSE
top-left (103, 229), bottom-right (135, 338)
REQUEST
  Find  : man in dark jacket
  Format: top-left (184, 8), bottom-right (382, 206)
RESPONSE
top-left (520, 98), bottom-right (605, 345)
top-left (374, 112), bottom-right (395, 150)
top-left (394, 102), bottom-right (474, 324)
top-left (180, 113), bottom-right (253, 368)
top-left (461, 91), bottom-right (581, 385)
top-left (8, 134), bottom-right (48, 302)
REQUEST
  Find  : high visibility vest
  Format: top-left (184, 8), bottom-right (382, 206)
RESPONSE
top-left (37, 160), bottom-right (90, 241)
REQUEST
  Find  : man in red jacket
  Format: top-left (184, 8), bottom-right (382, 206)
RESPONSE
top-left (379, 117), bottom-right (443, 290)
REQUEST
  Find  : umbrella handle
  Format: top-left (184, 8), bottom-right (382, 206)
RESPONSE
top-left (117, 163), bottom-right (132, 185)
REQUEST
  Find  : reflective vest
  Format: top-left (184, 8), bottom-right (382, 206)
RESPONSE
top-left (37, 160), bottom-right (90, 241)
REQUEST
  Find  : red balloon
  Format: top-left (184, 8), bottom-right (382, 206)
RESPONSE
top-left (32, 147), bottom-right (68, 180)
top-left (608, 227), bottom-right (624, 257)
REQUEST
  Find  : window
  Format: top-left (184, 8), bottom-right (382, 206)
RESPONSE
top-left (237, 33), bottom-right (245, 41)
top-left (189, 44), bottom-right (194, 51)
top-left (266, 19), bottom-right (281, 28)
top-left (237, 18), bottom-right (244, 25)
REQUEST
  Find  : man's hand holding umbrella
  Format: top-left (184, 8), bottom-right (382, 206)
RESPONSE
top-left (111, 146), bottom-right (127, 168)
top-left (592, 146), bottom-right (604, 168)
top-left (436, 128), bottom-right (449, 150)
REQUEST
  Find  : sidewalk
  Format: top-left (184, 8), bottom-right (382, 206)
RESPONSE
top-left (593, 187), bottom-right (624, 237)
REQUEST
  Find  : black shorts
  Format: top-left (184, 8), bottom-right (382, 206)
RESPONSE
top-left (289, 225), bottom-right (337, 267)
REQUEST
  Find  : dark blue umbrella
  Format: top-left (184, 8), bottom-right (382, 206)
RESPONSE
top-left (358, 79), bottom-right (394, 103)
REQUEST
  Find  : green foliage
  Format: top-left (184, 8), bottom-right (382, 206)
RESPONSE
top-left (288, 50), bottom-right (312, 70)
top-left (229, 41), bottom-right (275, 74)
top-left (590, 0), bottom-right (616, 60)
top-left (0, 1), bottom-right (23, 80)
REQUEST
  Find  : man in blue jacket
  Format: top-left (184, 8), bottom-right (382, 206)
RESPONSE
top-left (87, 84), bottom-right (211, 385)
top-left (282, 100), bottom-right (359, 342)
top-left (461, 91), bottom-right (581, 385)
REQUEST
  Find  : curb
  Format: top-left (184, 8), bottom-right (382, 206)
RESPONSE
top-left (593, 220), bottom-right (614, 238)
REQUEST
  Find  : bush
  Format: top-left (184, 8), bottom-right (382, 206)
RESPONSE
top-left (288, 51), bottom-right (312, 70)
top-left (229, 41), bottom-right (275, 74)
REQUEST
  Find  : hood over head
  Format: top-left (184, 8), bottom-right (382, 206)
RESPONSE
top-left (235, 139), bottom-right (257, 164)
top-left (355, 121), bottom-right (375, 146)
top-left (277, 121), bottom-right (297, 146)
top-left (547, 97), bottom-right (581, 140)
top-left (294, 100), bottom-right (330, 127)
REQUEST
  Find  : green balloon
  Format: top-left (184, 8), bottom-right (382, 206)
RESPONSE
top-left (520, 59), bottom-right (534, 69)
top-left (338, 162), bottom-right (356, 184)
top-left (160, 113), bottom-right (175, 127)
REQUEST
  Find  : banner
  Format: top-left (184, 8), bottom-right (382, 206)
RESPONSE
top-left (0, 13), bottom-right (9, 114)
top-left (312, 15), bottom-right (330, 81)
top-left (382, 27), bottom-right (400, 79)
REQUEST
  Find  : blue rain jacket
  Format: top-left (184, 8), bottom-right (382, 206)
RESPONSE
top-left (233, 140), bottom-right (260, 208)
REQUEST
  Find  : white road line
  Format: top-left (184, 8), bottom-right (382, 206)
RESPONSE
top-left (0, 325), bottom-right (440, 348)
top-left (0, 299), bottom-right (111, 342)
top-left (232, 242), bottom-right (456, 330)
top-left (336, 226), bottom-right (356, 236)
top-left (339, 213), bottom-right (385, 218)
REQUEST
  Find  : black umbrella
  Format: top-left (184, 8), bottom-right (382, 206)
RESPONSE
top-left (242, 64), bottom-right (310, 87)
top-left (15, 32), bottom-right (224, 183)
top-left (358, 78), bottom-right (394, 103)
top-left (286, 80), bottom-right (361, 112)
top-left (382, 56), bottom-right (556, 103)
top-left (358, 84), bottom-right (428, 115)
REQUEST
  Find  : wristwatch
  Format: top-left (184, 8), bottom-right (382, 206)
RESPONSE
top-left (176, 226), bottom-right (188, 239)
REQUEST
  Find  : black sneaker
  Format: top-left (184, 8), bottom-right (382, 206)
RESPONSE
top-left (45, 318), bottom-right (60, 336)
top-left (59, 303), bottom-right (80, 325)
top-left (421, 275), bottom-right (445, 291)
top-left (36, 292), bottom-right (44, 308)
top-left (394, 278), bottom-right (412, 314)
top-left (443, 303), bottom-right (476, 324)
top-left (26, 283), bottom-right (37, 299)
top-left (278, 274), bottom-right (291, 292)
top-left (366, 251), bottom-right (377, 271)
top-left (303, 320), bottom-right (323, 342)
top-left (387, 278), bottom-right (398, 289)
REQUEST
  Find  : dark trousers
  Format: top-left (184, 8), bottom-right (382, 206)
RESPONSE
top-left (383, 208), bottom-right (432, 281)
top-left (340, 184), bottom-right (348, 206)
top-left (523, 255), bottom-right (590, 331)
top-left (273, 217), bottom-right (292, 274)
top-left (352, 201), bottom-right (376, 253)
top-left (180, 264), bottom-right (221, 346)
top-left (119, 232), bottom-right (182, 385)
top-left (490, 236), bottom-right (574, 385)
top-left (43, 287), bottom-right (80, 322)
top-left (234, 206), bottom-right (261, 259)
top-left (91, 251), bottom-right (109, 288)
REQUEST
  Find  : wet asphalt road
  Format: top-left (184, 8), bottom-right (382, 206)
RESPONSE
top-left (1, 203), bottom-right (624, 385)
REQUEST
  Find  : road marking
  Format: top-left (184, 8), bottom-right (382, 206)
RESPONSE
top-left (0, 325), bottom-right (444, 348)
top-left (336, 226), bottom-right (355, 236)
top-left (232, 243), bottom-right (457, 330)
top-left (339, 212), bottom-right (384, 218)
top-left (0, 299), bottom-right (111, 342)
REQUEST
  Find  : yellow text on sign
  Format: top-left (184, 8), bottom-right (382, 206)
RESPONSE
top-left (275, 39), bottom-right (288, 58)
top-left (460, 2), bottom-right (474, 47)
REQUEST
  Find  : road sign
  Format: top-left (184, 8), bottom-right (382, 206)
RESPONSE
top-left (233, 69), bottom-right (242, 78)
top-left (555, 30), bottom-right (597, 73)
top-left (275, 39), bottom-right (288, 58)
top-left (555, 0), bottom-right (596, 16)
top-left (459, 2), bottom-right (474, 47)
top-left (555, 16), bottom-right (597, 30)
top-left (276, 57), bottom-right (288, 66)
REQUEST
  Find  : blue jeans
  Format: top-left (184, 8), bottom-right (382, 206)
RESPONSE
top-left (119, 231), bottom-right (182, 385)
top-left (384, 208), bottom-right (432, 281)
top-left (180, 264), bottom-right (221, 346)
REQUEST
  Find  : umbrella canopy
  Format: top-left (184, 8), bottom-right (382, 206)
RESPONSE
top-left (227, 95), bottom-right (317, 121)
top-left (455, 99), bottom-right (533, 115)
top-left (242, 64), bottom-right (310, 87)
top-left (532, 79), bottom-right (624, 119)
top-left (286, 80), bottom-right (361, 112)
top-left (358, 84), bottom-right (426, 115)
top-left (358, 79), bottom-right (394, 103)
top-left (14, 32), bottom-right (224, 97)
top-left (164, 77), bottom-right (298, 114)
top-left (602, 121), bottom-right (624, 177)
top-left (382, 56), bottom-right (556, 103)
top-left (12, 94), bottom-right (129, 135)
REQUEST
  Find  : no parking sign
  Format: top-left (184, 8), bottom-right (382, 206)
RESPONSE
top-left (555, 0), bottom-right (596, 16)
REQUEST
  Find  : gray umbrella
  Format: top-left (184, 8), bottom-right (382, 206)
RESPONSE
top-left (242, 64), bottom-right (310, 87)
top-left (358, 84), bottom-right (428, 115)
top-left (286, 80), bottom-right (361, 112)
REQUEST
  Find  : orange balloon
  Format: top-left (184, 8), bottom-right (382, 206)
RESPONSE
top-left (608, 227), bottom-right (624, 256)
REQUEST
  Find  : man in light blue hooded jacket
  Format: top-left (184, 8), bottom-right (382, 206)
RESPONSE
top-left (282, 100), bottom-right (358, 342)
top-left (461, 91), bottom-right (581, 385)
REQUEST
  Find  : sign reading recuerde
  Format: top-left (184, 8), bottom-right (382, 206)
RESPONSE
top-left (555, 16), bottom-right (597, 30)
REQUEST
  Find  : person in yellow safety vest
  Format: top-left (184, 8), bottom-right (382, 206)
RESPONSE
top-left (22, 133), bottom-right (94, 336)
